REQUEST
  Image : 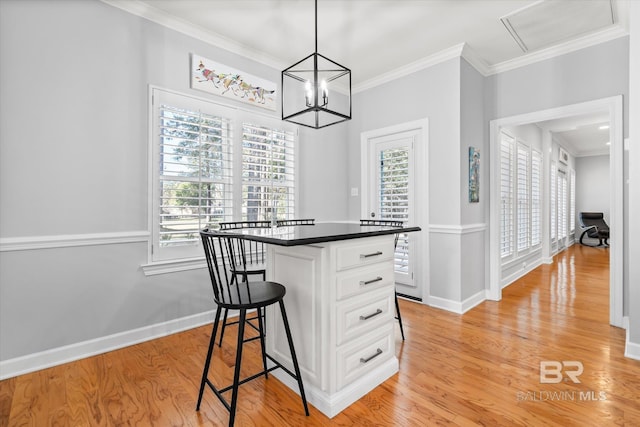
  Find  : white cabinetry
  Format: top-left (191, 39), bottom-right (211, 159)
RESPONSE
top-left (266, 235), bottom-right (398, 418)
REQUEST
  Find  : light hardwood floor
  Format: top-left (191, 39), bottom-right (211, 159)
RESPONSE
top-left (2, 244), bottom-right (639, 426)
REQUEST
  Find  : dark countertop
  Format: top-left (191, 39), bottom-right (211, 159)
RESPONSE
top-left (206, 222), bottom-right (421, 246)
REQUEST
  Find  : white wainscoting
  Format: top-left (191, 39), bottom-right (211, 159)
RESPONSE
top-left (428, 224), bottom-right (487, 314)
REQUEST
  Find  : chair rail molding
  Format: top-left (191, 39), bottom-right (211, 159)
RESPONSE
top-left (428, 223), bottom-right (487, 235)
top-left (0, 231), bottom-right (149, 252)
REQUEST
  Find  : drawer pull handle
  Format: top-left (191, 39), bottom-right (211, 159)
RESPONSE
top-left (359, 276), bottom-right (383, 286)
top-left (360, 348), bottom-right (383, 364)
top-left (360, 251), bottom-right (383, 259)
top-left (360, 308), bottom-right (383, 321)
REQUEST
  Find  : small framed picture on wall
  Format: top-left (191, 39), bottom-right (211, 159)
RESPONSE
top-left (469, 147), bottom-right (480, 203)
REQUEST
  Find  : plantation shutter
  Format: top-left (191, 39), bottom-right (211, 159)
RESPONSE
top-left (550, 162), bottom-right (557, 241)
top-left (379, 146), bottom-right (410, 273)
top-left (516, 143), bottom-right (530, 252)
top-left (558, 171), bottom-right (568, 240)
top-left (531, 150), bottom-right (542, 247)
top-left (153, 90), bottom-right (233, 261)
top-left (500, 133), bottom-right (514, 258)
top-left (242, 122), bottom-right (295, 222)
top-left (570, 169), bottom-right (576, 234)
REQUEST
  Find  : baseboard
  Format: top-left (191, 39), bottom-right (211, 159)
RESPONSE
top-left (622, 316), bottom-right (640, 360)
top-left (625, 326), bottom-right (640, 361)
top-left (501, 259), bottom-right (543, 289)
top-left (426, 290), bottom-right (486, 315)
top-left (271, 356), bottom-right (398, 418)
top-left (0, 310), bottom-right (216, 380)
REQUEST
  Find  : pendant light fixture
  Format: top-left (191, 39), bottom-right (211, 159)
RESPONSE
top-left (281, 0), bottom-right (351, 129)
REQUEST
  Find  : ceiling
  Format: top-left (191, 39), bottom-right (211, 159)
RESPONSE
top-left (105, 0), bottom-right (626, 156)
top-left (537, 113), bottom-right (611, 157)
top-left (107, 0), bottom-right (628, 90)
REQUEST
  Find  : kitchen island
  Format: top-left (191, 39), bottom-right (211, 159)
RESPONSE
top-left (221, 222), bottom-right (420, 417)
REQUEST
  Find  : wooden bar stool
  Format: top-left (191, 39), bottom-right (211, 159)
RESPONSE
top-left (197, 229), bottom-right (309, 427)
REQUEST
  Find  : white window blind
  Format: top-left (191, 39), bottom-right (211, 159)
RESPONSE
top-left (516, 143), bottom-right (530, 252)
top-left (379, 146), bottom-right (410, 273)
top-left (242, 123), bottom-right (295, 222)
top-left (153, 91), bottom-right (233, 261)
top-left (150, 88), bottom-right (298, 264)
top-left (550, 163), bottom-right (557, 241)
top-left (558, 171), bottom-right (567, 240)
top-left (500, 133), bottom-right (514, 258)
top-left (531, 150), bottom-right (542, 247)
top-left (570, 169), bottom-right (576, 234)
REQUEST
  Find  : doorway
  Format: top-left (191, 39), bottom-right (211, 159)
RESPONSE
top-left (489, 96), bottom-right (623, 327)
top-left (361, 119), bottom-right (429, 301)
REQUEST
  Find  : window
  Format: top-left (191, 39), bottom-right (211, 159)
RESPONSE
top-left (516, 143), bottom-right (530, 252)
top-left (531, 150), bottom-right (542, 247)
top-left (558, 170), bottom-right (567, 241)
top-left (378, 145), bottom-right (411, 273)
top-left (242, 123), bottom-right (295, 222)
top-left (150, 88), bottom-right (297, 263)
top-left (570, 169), bottom-right (576, 235)
top-left (500, 132), bottom-right (543, 262)
top-left (550, 162), bottom-right (557, 241)
top-left (500, 133), bottom-right (514, 258)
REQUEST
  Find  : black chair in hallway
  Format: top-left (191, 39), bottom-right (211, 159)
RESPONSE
top-left (360, 219), bottom-right (406, 341)
top-left (217, 221), bottom-right (270, 346)
top-left (197, 229), bottom-right (309, 426)
top-left (578, 212), bottom-right (610, 247)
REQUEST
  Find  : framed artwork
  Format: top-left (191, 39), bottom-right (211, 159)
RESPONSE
top-left (559, 147), bottom-right (569, 165)
top-left (469, 147), bottom-right (480, 203)
top-left (191, 54), bottom-right (277, 111)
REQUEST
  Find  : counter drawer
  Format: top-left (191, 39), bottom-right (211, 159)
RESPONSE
top-left (336, 289), bottom-right (393, 346)
top-left (336, 325), bottom-right (394, 390)
top-left (335, 263), bottom-right (394, 301)
top-left (335, 238), bottom-right (394, 271)
top-left (336, 290), bottom-right (395, 345)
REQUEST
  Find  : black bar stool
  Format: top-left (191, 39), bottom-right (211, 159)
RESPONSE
top-left (276, 218), bottom-right (315, 226)
top-left (360, 219), bottom-right (406, 341)
top-left (197, 229), bottom-right (309, 426)
top-left (217, 221), bottom-right (270, 346)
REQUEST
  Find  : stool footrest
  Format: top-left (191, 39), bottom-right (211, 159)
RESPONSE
top-left (202, 353), bottom-right (296, 413)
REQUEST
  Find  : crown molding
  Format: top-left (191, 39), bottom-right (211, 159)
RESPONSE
top-left (352, 43), bottom-right (466, 93)
top-left (100, 0), bottom-right (286, 71)
top-left (460, 44), bottom-right (492, 76)
top-left (575, 149), bottom-right (611, 158)
top-left (487, 24), bottom-right (629, 75)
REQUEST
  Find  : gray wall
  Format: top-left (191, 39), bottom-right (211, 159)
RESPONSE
top-left (0, 0), bottom-right (348, 362)
top-left (347, 58), bottom-right (464, 303)
top-left (459, 59), bottom-right (487, 300)
top-left (486, 37), bottom-right (630, 135)
top-left (575, 155), bottom-right (610, 238)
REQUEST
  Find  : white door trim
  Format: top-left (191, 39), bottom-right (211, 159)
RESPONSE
top-left (360, 118), bottom-right (429, 302)
top-left (489, 96), bottom-right (624, 328)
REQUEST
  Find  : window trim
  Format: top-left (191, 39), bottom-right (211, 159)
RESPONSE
top-left (143, 86), bottom-right (299, 275)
